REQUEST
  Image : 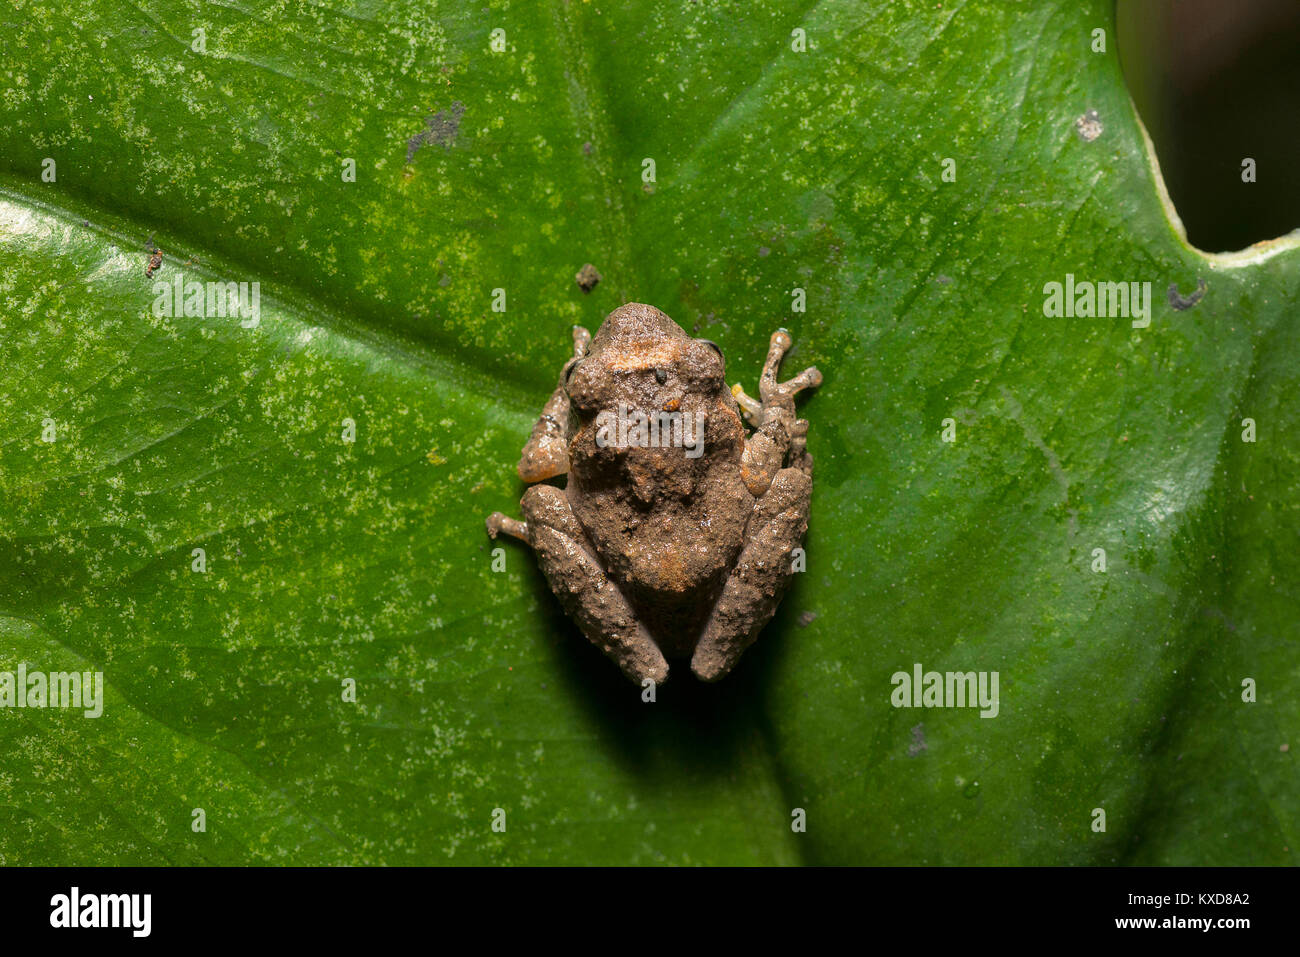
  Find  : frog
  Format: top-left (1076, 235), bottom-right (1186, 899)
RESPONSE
top-left (486, 302), bottom-right (821, 684)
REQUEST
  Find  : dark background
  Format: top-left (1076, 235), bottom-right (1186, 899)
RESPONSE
top-left (1118, 0), bottom-right (1300, 252)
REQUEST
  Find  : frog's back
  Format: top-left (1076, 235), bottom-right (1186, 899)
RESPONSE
top-left (567, 395), bottom-right (751, 641)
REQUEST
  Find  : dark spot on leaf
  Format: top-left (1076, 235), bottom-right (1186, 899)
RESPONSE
top-left (575, 263), bottom-right (601, 293)
top-left (1075, 108), bottom-right (1103, 142)
top-left (908, 723), bottom-right (927, 757)
top-left (407, 101), bottom-right (465, 162)
top-left (1168, 277), bottom-right (1207, 310)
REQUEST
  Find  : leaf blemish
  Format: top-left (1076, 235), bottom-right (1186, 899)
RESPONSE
top-left (1074, 108), bottom-right (1103, 142)
top-left (1167, 277), bottom-right (1207, 310)
top-left (406, 101), bottom-right (466, 162)
top-left (908, 723), bottom-right (927, 757)
top-left (574, 263), bottom-right (601, 293)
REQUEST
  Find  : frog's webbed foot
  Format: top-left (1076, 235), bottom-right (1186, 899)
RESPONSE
top-left (759, 329), bottom-right (822, 406)
top-left (488, 486), bottom-right (669, 685)
top-left (516, 325), bottom-right (591, 483)
top-left (736, 328), bottom-right (821, 496)
top-left (691, 465), bottom-right (812, 682)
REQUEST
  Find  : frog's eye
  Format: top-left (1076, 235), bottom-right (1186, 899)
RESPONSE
top-left (698, 339), bottom-right (725, 376)
top-left (562, 356), bottom-right (585, 386)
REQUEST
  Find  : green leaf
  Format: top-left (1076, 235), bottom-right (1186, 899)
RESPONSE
top-left (1, 0), bottom-right (1295, 865)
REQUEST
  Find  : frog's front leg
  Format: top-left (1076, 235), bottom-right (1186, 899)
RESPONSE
top-left (736, 329), bottom-right (821, 496)
top-left (516, 325), bottom-right (592, 483)
top-left (487, 486), bottom-right (670, 685)
top-left (691, 465), bottom-right (812, 682)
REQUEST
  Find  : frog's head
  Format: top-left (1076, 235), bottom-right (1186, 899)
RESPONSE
top-left (565, 303), bottom-right (724, 415)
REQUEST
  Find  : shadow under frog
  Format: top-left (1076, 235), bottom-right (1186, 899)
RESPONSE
top-left (488, 302), bottom-right (821, 690)
top-left (529, 563), bottom-right (816, 782)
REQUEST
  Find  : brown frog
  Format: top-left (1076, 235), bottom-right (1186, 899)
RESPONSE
top-left (486, 302), bottom-right (821, 684)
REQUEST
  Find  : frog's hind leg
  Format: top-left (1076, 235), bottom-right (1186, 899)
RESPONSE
top-left (691, 466), bottom-right (811, 682)
top-left (490, 485), bottom-right (669, 685)
top-left (516, 325), bottom-right (592, 483)
top-left (788, 417), bottom-right (813, 476)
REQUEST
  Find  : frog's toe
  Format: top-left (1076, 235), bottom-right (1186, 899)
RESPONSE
top-left (776, 366), bottom-right (822, 399)
top-left (486, 512), bottom-right (528, 542)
